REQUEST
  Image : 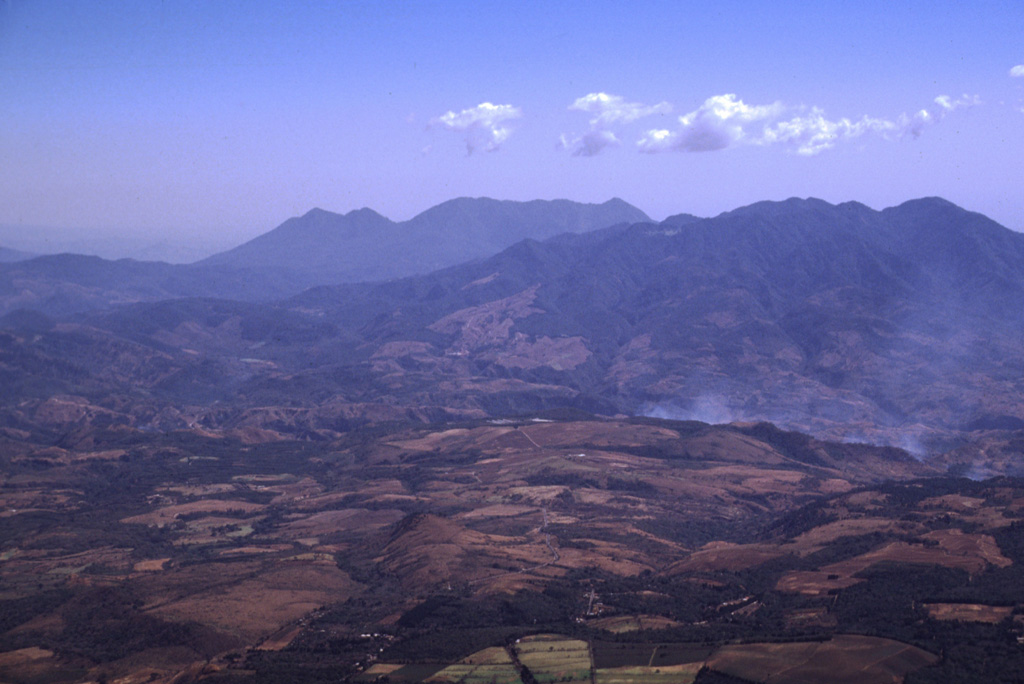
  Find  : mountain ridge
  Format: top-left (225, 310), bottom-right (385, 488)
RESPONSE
top-left (0, 197), bottom-right (651, 316)
top-left (3, 195), bottom-right (1022, 453)
top-left (198, 196), bottom-right (651, 287)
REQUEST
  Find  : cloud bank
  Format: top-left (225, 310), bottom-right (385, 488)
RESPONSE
top-left (636, 93), bottom-right (979, 155)
top-left (561, 92), bottom-right (670, 157)
top-left (1011, 65), bottom-right (1024, 77)
top-left (431, 92), bottom-right (979, 158)
top-left (432, 102), bottom-right (522, 155)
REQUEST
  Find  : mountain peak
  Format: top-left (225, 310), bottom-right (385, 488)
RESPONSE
top-left (344, 207), bottom-right (390, 221)
top-left (898, 196), bottom-right (959, 208)
top-left (301, 207), bottom-right (335, 218)
top-left (199, 197), bottom-right (649, 288)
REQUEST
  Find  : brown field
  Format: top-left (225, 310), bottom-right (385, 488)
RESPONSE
top-left (919, 494), bottom-right (987, 512)
top-left (133, 558), bottom-right (170, 572)
top-left (1, 545), bottom-right (135, 590)
top-left (707, 635), bottom-right (938, 684)
top-left (924, 603), bottom-right (1015, 623)
top-left (217, 544), bottom-right (294, 557)
top-left (918, 494), bottom-right (1014, 528)
top-left (455, 504), bottom-right (538, 520)
top-left (922, 529), bottom-right (1012, 568)
top-left (775, 570), bottom-right (865, 596)
top-left (121, 500), bottom-right (266, 526)
top-left (147, 562), bottom-right (358, 642)
top-left (824, 539), bottom-right (1000, 577)
top-left (789, 517), bottom-right (920, 547)
top-left (256, 624), bottom-right (304, 650)
top-left (157, 483), bottom-right (237, 497)
top-left (360, 663), bottom-right (405, 677)
top-left (280, 507), bottom-right (405, 537)
top-left (670, 542), bottom-right (788, 573)
top-left (555, 543), bottom-right (656, 577)
top-left (779, 529), bottom-right (1014, 595)
top-left (0, 647), bottom-right (54, 667)
top-left (516, 421), bottom-right (682, 449)
top-left (0, 647), bottom-right (60, 684)
top-left (784, 606), bottom-right (837, 628)
top-left (0, 487), bottom-right (77, 511)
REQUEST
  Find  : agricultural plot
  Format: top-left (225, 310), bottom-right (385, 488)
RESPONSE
top-left (356, 663), bottom-right (405, 681)
top-left (924, 602), bottom-right (1015, 623)
top-left (425, 646), bottom-right (522, 684)
top-left (515, 635), bottom-right (591, 683)
top-left (706, 635), bottom-right (938, 684)
top-left (384, 664), bottom-right (447, 683)
top-left (426, 662), bottom-right (522, 684)
top-left (594, 663), bottom-right (702, 684)
top-left (588, 614), bottom-right (682, 633)
top-left (591, 642), bottom-right (714, 669)
top-left (459, 647), bottom-right (514, 665)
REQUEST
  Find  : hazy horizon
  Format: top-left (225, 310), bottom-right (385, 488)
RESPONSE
top-left (3, 1), bottom-right (1024, 260)
top-left (4, 193), bottom-right (1018, 264)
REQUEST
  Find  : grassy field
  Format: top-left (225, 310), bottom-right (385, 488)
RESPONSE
top-left (515, 636), bottom-right (591, 683)
top-left (426, 662), bottom-right (522, 684)
top-left (594, 663), bottom-right (703, 684)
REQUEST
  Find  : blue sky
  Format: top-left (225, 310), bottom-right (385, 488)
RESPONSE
top-left (2, 0), bottom-right (1023, 259)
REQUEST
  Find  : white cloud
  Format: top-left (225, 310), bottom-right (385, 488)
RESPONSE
top-left (1010, 64), bottom-right (1024, 77)
top-left (638, 94), bottom-right (783, 153)
top-left (560, 129), bottom-right (620, 157)
top-left (638, 93), bottom-right (980, 155)
top-left (635, 128), bottom-right (675, 152)
top-left (562, 92), bottom-right (670, 156)
top-left (569, 92), bottom-right (671, 126)
top-left (933, 94), bottom-right (981, 110)
top-left (761, 110), bottom-right (893, 155)
top-left (431, 102), bottom-right (522, 155)
top-left (899, 94), bottom-right (979, 139)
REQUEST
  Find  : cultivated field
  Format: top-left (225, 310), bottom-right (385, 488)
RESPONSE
top-left (515, 635), bottom-right (591, 683)
top-left (706, 635), bottom-right (939, 684)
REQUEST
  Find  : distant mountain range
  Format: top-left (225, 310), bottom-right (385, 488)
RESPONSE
top-left (0, 246), bottom-right (34, 263)
top-left (0, 198), bottom-right (649, 315)
top-left (1, 195), bottom-right (1023, 456)
top-left (200, 197), bottom-right (650, 286)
